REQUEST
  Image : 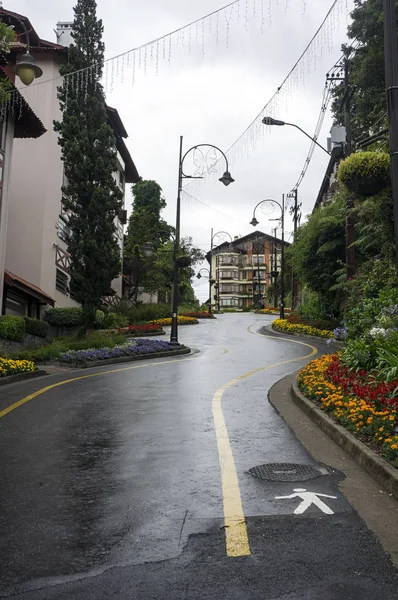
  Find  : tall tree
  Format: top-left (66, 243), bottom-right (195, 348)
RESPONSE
top-left (124, 180), bottom-right (173, 303)
top-left (331, 0), bottom-right (388, 144)
top-left (54, 0), bottom-right (123, 328)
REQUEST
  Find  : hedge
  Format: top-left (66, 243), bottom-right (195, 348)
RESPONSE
top-left (0, 316), bottom-right (25, 342)
top-left (44, 307), bottom-right (83, 327)
top-left (24, 317), bottom-right (49, 338)
top-left (44, 307), bottom-right (110, 328)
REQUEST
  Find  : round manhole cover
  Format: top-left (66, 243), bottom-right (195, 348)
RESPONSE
top-left (248, 463), bottom-right (326, 482)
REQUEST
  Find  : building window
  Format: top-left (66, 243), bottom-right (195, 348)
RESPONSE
top-left (220, 283), bottom-right (239, 294)
top-left (57, 216), bottom-right (71, 243)
top-left (218, 270), bottom-right (239, 280)
top-left (56, 269), bottom-right (69, 295)
top-left (253, 255), bottom-right (265, 265)
top-left (217, 255), bottom-right (239, 266)
top-left (220, 298), bottom-right (239, 307)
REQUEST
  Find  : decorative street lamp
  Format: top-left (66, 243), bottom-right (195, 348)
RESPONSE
top-left (196, 267), bottom-right (215, 315)
top-left (250, 197), bottom-right (285, 319)
top-left (171, 137), bottom-right (234, 344)
top-left (3, 12), bottom-right (43, 86)
top-left (262, 117), bottom-right (331, 156)
top-left (209, 229), bottom-right (233, 314)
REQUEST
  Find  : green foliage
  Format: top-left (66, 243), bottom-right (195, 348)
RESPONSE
top-left (0, 316), bottom-right (25, 342)
top-left (0, 21), bottom-right (15, 104)
top-left (102, 312), bottom-right (129, 329)
top-left (290, 194), bottom-right (346, 314)
top-left (115, 302), bottom-right (171, 324)
top-left (340, 337), bottom-right (378, 372)
top-left (352, 189), bottom-right (394, 262)
top-left (124, 180), bottom-right (173, 303)
top-left (376, 342), bottom-right (398, 382)
top-left (44, 307), bottom-right (83, 327)
top-left (12, 332), bottom-right (126, 362)
top-left (331, 0), bottom-right (387, 144)
top-left (54, 0), bottom-right (123, 328)
top-left (44, 307), bottom-right (106, 328)
top-left (344, 260), bottom-right (398, 314)
top-left (24, 318), bottom-right (49, 339)
top-left (338, 152), bottom-right (390, 196)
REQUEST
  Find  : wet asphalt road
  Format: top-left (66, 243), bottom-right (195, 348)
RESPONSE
top-left (1, 313), bottom-right (398, 599)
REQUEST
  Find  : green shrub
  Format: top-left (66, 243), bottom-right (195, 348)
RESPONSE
top-left (102, 312), bottom-right (129, 329)
top-left (0, 316), bottom-right (25, 341)
top-left (338, 151), bottom-right (390, 196)
top-left (24, 317), bottom-right (49, 338)
top-left (44, 307), bottom-right (83, 327)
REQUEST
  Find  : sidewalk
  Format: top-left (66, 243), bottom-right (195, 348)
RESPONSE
top-left (269, 372), bottom-right (398, 567)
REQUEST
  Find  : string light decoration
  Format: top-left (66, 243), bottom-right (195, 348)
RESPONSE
top-left (2, 0), bottom-right (343, 126)
top-left (183, 0), bottom-right (349, 197)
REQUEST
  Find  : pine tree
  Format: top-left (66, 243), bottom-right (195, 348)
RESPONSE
top-left (54, 0), bottom-right (123, 328)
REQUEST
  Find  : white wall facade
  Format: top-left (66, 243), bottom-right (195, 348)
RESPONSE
top-left (6, 51), bottom-right (128, 314)
top-left (0, 117), bottom-right (15, 312)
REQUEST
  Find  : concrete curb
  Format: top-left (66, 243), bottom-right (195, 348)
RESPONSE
top-left (291, 381), bottom-right (398, 500)
top-left (58, 346), bottom-right (191, 369)
top-left (0, 369), bottom-right (48, 387)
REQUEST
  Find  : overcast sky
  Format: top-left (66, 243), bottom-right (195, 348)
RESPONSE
top-left (12, 0), bottom-right (354, 302)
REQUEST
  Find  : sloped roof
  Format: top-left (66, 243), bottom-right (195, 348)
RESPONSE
top-left (4, 270), bottom-right (55, 305)
top-left (0, 70), bottom-right (46, 138)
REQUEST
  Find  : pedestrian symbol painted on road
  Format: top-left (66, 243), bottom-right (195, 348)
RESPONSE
top-left (275, 488), bottom-right (337, 515)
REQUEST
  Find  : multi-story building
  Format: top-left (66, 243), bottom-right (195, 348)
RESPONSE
top-left (1, 11), bottom-right (140, 317)
top-left (207, 230), bottom-right (286, 309)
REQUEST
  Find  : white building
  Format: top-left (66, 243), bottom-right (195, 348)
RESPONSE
top-left (2, 9), bottom-right (139, 317)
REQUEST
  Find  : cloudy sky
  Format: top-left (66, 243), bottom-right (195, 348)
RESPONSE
top-left (12, 0), bottom-right (354, 303)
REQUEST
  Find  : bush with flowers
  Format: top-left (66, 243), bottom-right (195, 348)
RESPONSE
top-left (0, 357), bottom-right (35, 378)
top-left (149, 316), bottom-right (199, 326)
top-left (97, 323), bottom-right (164, 337)
top-left (256, 308), bottom-right (291, 315)
top-left (298, 354), bottom-right (398, 468)
top-left (273, 318), bottom-right (333, 339)
top-left (181, 311), bottom-right (216, 319)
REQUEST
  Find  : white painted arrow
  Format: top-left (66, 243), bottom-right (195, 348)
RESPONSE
top-left (275, 488), bottom-right (337, 515)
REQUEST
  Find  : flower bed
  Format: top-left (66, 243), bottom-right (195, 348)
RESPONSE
top-left (181, 311), bottom-right (216, 319)
top-left (273, 318), bottom-right (333, 339)
top-left (108, 324), bottom-right (164, 336)
top-left (0, 357), bottom-right (35, 378)
top-left (60, 339), bottom-right (179, 363)
top-left (149, 316), bottom-right (199, 326)
top-left (298, 354), bottom-right (398, 468)
top-left (256, 308), bottom-right (291, 315)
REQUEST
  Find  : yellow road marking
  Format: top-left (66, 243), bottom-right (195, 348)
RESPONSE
top-left (213, 336), bottom-right (318, 558)
top-left (0, 356), bottom-right (198, 420)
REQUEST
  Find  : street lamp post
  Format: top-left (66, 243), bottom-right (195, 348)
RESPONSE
top-left (210, 229), bottom-right (233, 313)
top-left (172, 136), bottom-right (234, 344)
top-left (262, 117), bottom-right (331, 156)
top-left (2, 11), bottom-right (43, 86)
top-left (196, 268), bottom-right (215, 315)
top-left (250, 197), bottom-right (285, 319)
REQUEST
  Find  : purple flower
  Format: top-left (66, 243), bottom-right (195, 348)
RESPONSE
top-left (60, 339), bottom-right (176, 363)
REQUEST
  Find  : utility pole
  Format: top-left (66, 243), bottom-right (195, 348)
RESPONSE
top-left (327, 54), bottom-right (355, 280)
top-left (384, 0), bottom-right (398, 275)
top-left (273, 227), bottom-right (278, 309)
top-left (344, 55), bottom-right (356, 280)
top-left (288, 189), bottom-right (299, 309)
